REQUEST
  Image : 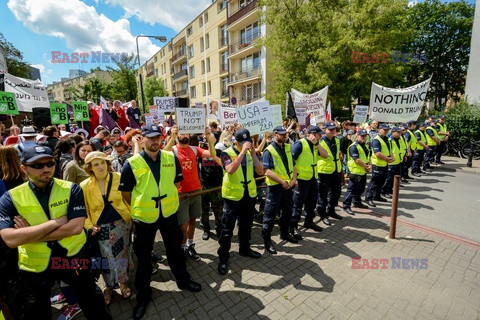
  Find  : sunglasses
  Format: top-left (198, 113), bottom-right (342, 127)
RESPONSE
top-left (25, 161), bottom-right (56, 169)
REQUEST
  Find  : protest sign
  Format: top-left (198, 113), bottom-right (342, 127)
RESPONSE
top-left (0, 91), bottom-right (19, 115)
top-left (219, 105), bottom-right (236, 128)
top-left (148, 105), bottom-right (164, 123)
top-left (0, 73), bottom-right (49, 112)
top-left (236, 101), bottom-right (274, 135)
top-left (353, 105), bottom-right (369, 123)
top-left (154, 96), bottom-right (175, 113)
top-left (50, 103), bottom-right (69, 124)
top-left (195, 102), bottom-right (203, 108)
top-left (369, 78), bottom-right (431, 122)
top-left (271, 104), bottom-right (283, 127)
top-left (144, 115), bottom-right (154, 127)
top-left (296, 107), bottom-right (307, 125)
top-left (207, 97), bottom-right (220, 122)
top-left (72, 101), bottom-right (90, 121)
top-left (290, 86), bottom-right (328, 122)
top-left (176, 108), bottom-right (206, 134)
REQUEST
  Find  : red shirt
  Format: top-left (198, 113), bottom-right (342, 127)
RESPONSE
top-left (175, 145), bottom-right (204, 193)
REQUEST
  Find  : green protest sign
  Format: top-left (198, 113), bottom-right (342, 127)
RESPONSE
top-left (0, 92), bottom-right (19, 115)
top-left (50, 103), bottom-right (68, 124)
top-left (72, 101), bottom-right (90, 121)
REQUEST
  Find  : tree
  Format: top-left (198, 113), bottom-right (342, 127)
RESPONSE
top-left (0, 32), bottom-right (30, 78)
top-left (260, 0), bottom-right (412, 111)
top-left (144, 76), bottom-right (168, 107)
top-left (107, 54), bottom-right (138, 102)
top-left (402, 0), bottom-right (474, 110)
top-left (76, 78), bottom-right (111, 103)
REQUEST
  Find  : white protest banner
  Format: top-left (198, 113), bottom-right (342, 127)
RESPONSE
top-left (296, 107), bottom-right (307, 125)
top-left (176, 108), bottom-right (206, 134)
top-left (0, 72), bottom-right (49, 112)
top-left (290, 86), bottom-right (328, 122)
top-left (236, 101), bottom-right (274, 135)
top-left (271, 104), bottom-right (283, 127)
top-left (219, 106), bottom-right (236, 128)
top-left (148, 106), bottom-right (164, 123)
top-left (144, 115), bottom-right (154, 127)
top-left (206, 97), bottom-right (220, 122)
top-left (353, 105), bottom-right (369, 123)
top-left (153, 96), bottom-right (175, 113)
top-left (369, 78), bottom-right (431, 122)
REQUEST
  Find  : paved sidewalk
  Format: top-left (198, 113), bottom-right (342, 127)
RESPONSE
top-left (55, 206), bottom-right (480, 320)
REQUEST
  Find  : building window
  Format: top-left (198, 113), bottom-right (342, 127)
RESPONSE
top-left (202, 82), bottom-right (206, 96)
top-left (219, 25), bottom-right (228, 47)
top-left (206, 33), bottom-right (210, 49)
top-left (208, 81), bottom-right (212, 95)
top-left (221, 51), bottom-right (228, 72)
top-left (200, 37), bottom-right (204, 52)
top-left (187, 26), bottom-right (193, 36)
top-left (201, 60), bottom-right (205, 74)
top-left (206, 57), bottom-right (211, 72)
top-left (181, 62), bottom-right (187, 71)
top-left (199, 16), bottom-right (203, 27)
top-left (190, 86), bottom-right (196, 98)
top-left (189, 66), bottom-right (195, 78)
top-left (221, 77), bottom-right (228, 97)
top-left (241, 52), bottom-right (260, 72)
top-left (154, 56), bottom-right (157, 63)
top-left (188, 45), bottom-right (194, 58)
top-left (218, 0), bottom-right (227, 11)
top-left (205, 13), bottom-right (208, 23)
top-left (164, 79), bottom-right (167, 88)
top-left (240, 22), bottom-right (260, 45)
top-left (241, 82), bottom-right (260, 101)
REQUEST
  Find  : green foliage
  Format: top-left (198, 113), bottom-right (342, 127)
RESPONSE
top-left (444, 102), bottom-right (480, 140)
top-left (75, 78), bottom-right (112, 103)
top-left (106, 54), bottom-right (138, 102)
top-left (143, 76), bottom-right (168, 107)
top-left (403, 0), bottom-right (475, 110)
top-left (0, 32), bottom-right (30, 78)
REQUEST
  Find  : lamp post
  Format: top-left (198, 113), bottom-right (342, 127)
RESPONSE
top-left (136, 34), bottom-right (167, 116)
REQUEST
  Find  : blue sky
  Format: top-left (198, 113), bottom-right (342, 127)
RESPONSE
top-left (0, 0), bottom-right (212, 85)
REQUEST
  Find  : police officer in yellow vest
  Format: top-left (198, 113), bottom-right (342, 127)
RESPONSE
top-left (424, 118), bottom-right (440, 171)
top-left (404, 120), bottom-right (418, 177)
top-left (400, 124), bottom-right (412, 183)
top-left (342, 129), bottom-right (371, 215)
top-left (435, 115), bottom-right (450, 164)
top-left (0, 146), bottom-right (111, 320)
top-left (261, 126), bottom-right (298, 254)
top-left (119, 125), bottom-right (201, 320)
top-left (365, 123), bottom-right (394, 207)
top-left (412, 122), bottom-right (429, 175)
top-left (381, 126), bottom-right (405, 197)
top-left (290, 126), bottom-right (328, 238)
top-left (317, 121), bottom-right (344, 226)
top-left (217, 129), bottom-right (264, 276)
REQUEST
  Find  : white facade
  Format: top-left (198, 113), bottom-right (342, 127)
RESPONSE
top-left (0, 46), bottom-right (7, 73)
top-left (465, 0), bottom-right (480, 105)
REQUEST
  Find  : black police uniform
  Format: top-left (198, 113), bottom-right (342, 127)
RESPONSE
top-left (343, 142), bottom-right (370, 209)
top-left (365, 135), bottom-right (391, 201)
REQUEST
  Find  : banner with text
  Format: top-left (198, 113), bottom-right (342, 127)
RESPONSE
top-left (369, 78), bottom-right (431, 122)
top-left (50, 103), bottom-right (69, 124)
top-left (271, 104), bottom-right (283, 127)
top-left (153, 96), bottom-right (175, 113)
top-left (176, 108), bottom-right (206, 134)
top-left (296, 107), bottom-right (307, 125)
top-left (0, 91), bottom-right (19, 115)
top-left (353, 105), bottom-right (369, 123)
top-left (236, 101), bottom-right (274, 135)
top-left (0, 73), bottom-right (49, 112)
top-left (290, 86), bottom-right (328, 123)
top-left (72, 101), bottom-right (90, 121)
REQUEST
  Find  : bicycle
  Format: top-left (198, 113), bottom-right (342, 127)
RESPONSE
top-left (461, 139), bottom-right (480, 160)
top-left (442, 133), bottom-right (468, 158)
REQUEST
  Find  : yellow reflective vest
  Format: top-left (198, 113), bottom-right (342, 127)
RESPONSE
top-left (317, 137), bottom-right (341, 174)
top-left (265, 143), bottom-right (294, 186)
top-left (371, 135), bottom-right (390, 167)
top-left (437, 123), bottom-right (447, 141)
top-left (390, 138), bottom-right (403, 165)
top-left (426, 126), bottom-right (440, 146)
top-left (415, 130), bottom-right (427, 151)
top-left (296, 138), bottom-right (318, 180)
top-left (9, 179), bottom-right (86, 273)
top-left (407, 130), bottom-right (418, 151)
top-left (347, 142), bottom-right (370, 175)
top-left (221, 147), bottom-right (257, 201)
top-left (128, 151), bottom-right (179, 223)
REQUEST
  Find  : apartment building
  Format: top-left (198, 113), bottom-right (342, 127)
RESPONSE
top-left (46, 70), bottom-right (112, 103)
top-left (138, 0), bottom-right (269, 108)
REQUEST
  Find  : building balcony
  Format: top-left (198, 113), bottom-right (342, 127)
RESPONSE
top-left (219, 36), bottom-right (228, 48)
top-left (236, 94), bottom-right (261, 106)
top-left (173, 69), bottom-right (188, 80)
top-left (229, 67), bottom-right (261, 85)
top-left (228, 31), bottom-right (261, 58)
top-left (174, 89), bottom-right (188, 97)
top-left (220, 63), bottom-right (228, 74)
top-left (227, 0), bottom-right (258, 26)
top-left (221, 89), bottom-right (229, 98)
top-left (172, 51), bottom-right (186, 63)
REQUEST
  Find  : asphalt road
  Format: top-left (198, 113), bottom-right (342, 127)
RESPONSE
top-left (362, 156), bottom-right (480, 242)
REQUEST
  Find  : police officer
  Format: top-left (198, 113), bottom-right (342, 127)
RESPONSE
top-left (399, 124), bottom-right (411, 183)
top-left (119, 124), bottom-right (201, 320)
top-left (262, 126), bottom-right (298, 254)
top-left (404, 120), bottom-right (418, 178)
top-left (317, 121), bottom-right (344, 226)
top-left (343, 129), bottom-right (371, 215)
top-left (290, 126), bottom-right (328, 238)
top-left (0, 146), bottom-right (111, 320)
top-left (423, 118), bottom-right (440, 171)
top-left (365, 123), bottom-right (393, 207)
top-left (218, 129), bottom-right (264, 275)
top-left (412, 122), bottom-right (429, 176)
top-left (435, 115), bottom-right (450, 164)
top-left (381, 126), bottom-right (404, 197)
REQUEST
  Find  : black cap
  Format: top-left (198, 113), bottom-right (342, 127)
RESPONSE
top-left (439, 115), bottom-right (445, 120)
top-left (234, 129), bottom-right (252, 144)
top-left (142, 124), bottom-right (162, 138)
top-left (21, 146), bottom-right (54, 164)
top-left (407, 120), bottom-right (417, 125)
top-left (357, 129), bottom-right (368, 136)
top-left (325, 121), bottom-right (337, 130)
top-left (273, 126), bottom-right (287, 134)
top-left (402, 123), bottom-right (409, 129)
top-left (379, 123), bottom-right (390, 130)
top-left (307, 126), bottom-right (322, 134)
top-left (392, 126), bottom-right (403, 132)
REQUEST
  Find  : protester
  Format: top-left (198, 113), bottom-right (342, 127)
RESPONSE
top-left (111, 141), bottom-right (132, 172)
top-left (90, 129), bottom-right (110, 152)
top-left (53, 139), bottom-right (76, 179)
top-left (126, 100), bottom-right (141, 127)
top-left (2, 125), bottom-right (20, 146)
top-left (63, 140), bottom-right (96, 184)
top-left (16, 126), bottom-right (38, 154)
top-left (42, 125), bottom-right (60, 151)
top-left (0, 146), bottom-right (26, 190)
